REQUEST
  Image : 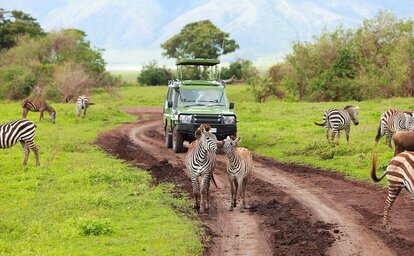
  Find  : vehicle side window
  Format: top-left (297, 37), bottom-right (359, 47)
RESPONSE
top-left (166, 88), bottom-right (172, 102)
top-left (171, 89), bottom-right (178, 107)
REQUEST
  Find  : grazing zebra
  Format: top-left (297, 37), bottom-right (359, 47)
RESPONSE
top-left (0, 119), bottom-right (40, 166)
top-left (220, 136), bottom-right (252, 212)
top-left (375, 109), bottom-right (414, 148)
top-left (314, 105), bottom-right (360, 144)
top-left (22, 99), bottom-right (56, 124)
top-left (185, 124), bottom-right (218, 213)
top-left (371, 152), bottom-right (414, 228)
top-left (76, 95), bottom-right (95, 117)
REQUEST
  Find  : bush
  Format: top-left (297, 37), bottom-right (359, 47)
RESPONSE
top-left (79, 218), bottom-right (113, 236)
top-left (137, 61), bottom-right (172, 85)
top-left (220, 59), bottom-right (256, 80)
top-left (0, 65), bottom-right (36, 99)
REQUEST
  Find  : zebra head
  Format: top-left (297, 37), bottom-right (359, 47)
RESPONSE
top-left (50, 111), bottom-right (56, 124)
top-left (404, 112), bottom-right (414, 131)
top-left (222, 136), bottom-right (241, 155)
top-left (345, 105), bottom-right (359, 125)
top-left (198, 124), bottom-right (218, 152)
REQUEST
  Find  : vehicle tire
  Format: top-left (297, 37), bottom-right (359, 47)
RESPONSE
top-left (165, 126), bottom-right (172, 148)
top-left (172, 127), bottom-right (184, 153)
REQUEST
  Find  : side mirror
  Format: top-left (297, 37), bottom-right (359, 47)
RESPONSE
top-left (167, 100), bottom-right (173, 108)
top-left (229, 101), bottom-right (234, 109)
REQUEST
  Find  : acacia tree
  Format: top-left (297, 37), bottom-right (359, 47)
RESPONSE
top-left (161, 20), bottom-right (239, 59)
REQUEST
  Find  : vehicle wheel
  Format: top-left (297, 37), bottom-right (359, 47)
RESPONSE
top-left (172, 127), bottom-right (184, 153)
top-left (165, 126), bottom-right (172, 148)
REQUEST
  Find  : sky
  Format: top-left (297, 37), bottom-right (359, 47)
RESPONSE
top-left (1, 0), bottom-right (414, 70)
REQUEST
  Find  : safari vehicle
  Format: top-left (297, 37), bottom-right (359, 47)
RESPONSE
top-left (163, 58), bottom-right (237, 153)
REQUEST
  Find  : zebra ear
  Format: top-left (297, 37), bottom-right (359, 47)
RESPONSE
top-left (234, 136), bottom-right (242, 144)
top-left (199, 124), bottom-right (206, 134)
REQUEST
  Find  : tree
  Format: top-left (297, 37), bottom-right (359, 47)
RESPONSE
top-left (0, 9), bottom-right (44, 50)
top-left (161, 20), bottom-right (239, 59)
top-left (137, 61), bottom-right (172, 85)
top-left (221, 59), bottom-right (256, 80)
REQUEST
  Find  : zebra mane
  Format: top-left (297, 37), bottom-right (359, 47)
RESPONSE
top-left (343, 105), bottom-right (355, 110)
top-left (45, 101), bottom-right (55, 113)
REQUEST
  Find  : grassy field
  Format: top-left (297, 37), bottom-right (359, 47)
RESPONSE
top-left (0, 98), bottom-right (203, 255)
top-left (109, 70), bottom-right (139, 83)
top-left (0, 84), bottom-right (406, 254)
top-left (111, 84), bottom-right (404, 183)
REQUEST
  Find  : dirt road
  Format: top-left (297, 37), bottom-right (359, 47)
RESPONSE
top-left (96, 107), bottom-right (414, 255)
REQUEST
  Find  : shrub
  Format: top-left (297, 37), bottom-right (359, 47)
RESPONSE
top-left (79, 218), bottom-right (113, 236)
top-left (220, 59), bottom-right (257, 80)
top-left (137, 61), bottom-right (172, 85)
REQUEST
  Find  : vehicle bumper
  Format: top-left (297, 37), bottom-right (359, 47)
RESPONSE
top-left (176, 124), bottom-right (237, 140)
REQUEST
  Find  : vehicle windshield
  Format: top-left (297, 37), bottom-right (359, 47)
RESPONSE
top-left (179, 66), bottom-right (218, 80)
top-left (179, 89), bottom-right (226, 107)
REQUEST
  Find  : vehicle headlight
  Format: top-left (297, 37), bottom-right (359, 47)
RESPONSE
top-left (179, 115), bottom-right (192, 123)
top-left (223, 116), bottom-right (236, 124)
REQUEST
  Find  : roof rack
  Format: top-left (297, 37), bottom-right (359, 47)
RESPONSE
top-left (176, 58), bottom-right (220, 66)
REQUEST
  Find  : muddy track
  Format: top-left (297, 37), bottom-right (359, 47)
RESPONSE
top-left (96, 107), bottom-right (414, 256)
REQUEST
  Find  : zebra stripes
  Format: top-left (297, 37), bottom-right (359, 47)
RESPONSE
top-left (185, 124), bottom-right (218, 213)
top-left (221, 136), bottom-right (252, 212)
top-left (0, 119), bottom-right (40, 166)
top-left (314, 105), bottom-right (360, 143)
top-left (77, 95), bottom-right (94, 117)
top-left (371, 152), bottom-right (414, 228)
top-left (375, 109), bottom-right (414, 148)
top-left (22, 99), bottom-right (56, 123)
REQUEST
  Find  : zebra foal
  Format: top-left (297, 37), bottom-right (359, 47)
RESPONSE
top-left (0, 119), bottom-right (40, 166)
top-left (22, 99), bottom-right (56, 123)
top-left (77, 95), bottom-right (95, 117)
top-left (219, 136), bottom-right (252, 212)
top-left (314, 105), bottom-right (359, 144)
top-left (375, 109), bottom-right (414, 148)
top-left (371, 152), bottom-right (414, 228)
top-left (185, 124), bottom-right (218, 213)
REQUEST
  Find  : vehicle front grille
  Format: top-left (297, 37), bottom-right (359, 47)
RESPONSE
top-left (193, 114), bottom-right (222, 124)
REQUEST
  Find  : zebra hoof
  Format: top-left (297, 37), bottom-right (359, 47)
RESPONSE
top-left (229, 206), bottom-right (234, 212)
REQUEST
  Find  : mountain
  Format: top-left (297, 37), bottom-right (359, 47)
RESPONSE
top-left (1, 0), bottom-right (414, 69)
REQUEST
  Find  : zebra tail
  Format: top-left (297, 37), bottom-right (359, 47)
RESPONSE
top-left (314, 121), bottom-right (325, 126)
top-left (371, 153), bottom-right (387, 182)
top-left (375, 121), bottom-right (383, 143)
top-left (211, 174), bottom-right (218, 189)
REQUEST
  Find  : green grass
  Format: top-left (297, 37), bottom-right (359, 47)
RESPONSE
top-left (0, 99), bottom-right (203, 255)
top-left (109, 70), bottom-right (139, 83)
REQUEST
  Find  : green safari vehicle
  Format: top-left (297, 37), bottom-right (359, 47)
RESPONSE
top-left (163, 58), bottom-right (237, 153)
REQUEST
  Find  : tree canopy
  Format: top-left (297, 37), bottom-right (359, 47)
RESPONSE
top-left (161, 20), bottom-right (239, 59)
top-left (0, 8), bottom-right (44, 50)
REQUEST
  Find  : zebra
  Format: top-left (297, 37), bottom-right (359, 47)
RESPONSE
top-left (375, 109), bottom-right (414, 148)
top-left (220, 136), bottom-right (252, 212)
top-left (0, 119), bottom-right (40, 166)
top-left (371, 152), bottom-right (414, 228)
top-left (185, 124), bottom-right (218, 213)
top-left (76, 95), bottom-right (95, 117)
top-left (314, 105), bottom-right (360, 144)
top-left (22, 99), bottom-right (56, 124)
